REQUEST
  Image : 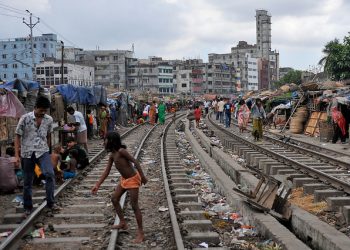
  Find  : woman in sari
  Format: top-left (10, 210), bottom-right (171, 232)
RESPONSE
top-left (99, 106), bottom-right (108, 138)
top-left (237, 99), bottom-right (250, 133)
top-left (149, 101), bottom-right (157, 125)
top-left (158, 101), bottom-right (166, 125)
top-left (331, 106), bottom-right (347, 144)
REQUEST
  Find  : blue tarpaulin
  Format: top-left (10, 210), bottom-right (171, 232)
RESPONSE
top-left (0, 79), bottom-right (40, 96)
top-left (56, 84), bottom-right (106, 105)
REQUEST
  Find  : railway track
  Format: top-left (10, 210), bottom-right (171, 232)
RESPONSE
top-left (161, 115), bottom-right (227, 250)
top-left (0, 114), bottom-right (177, 250)
top-left (205, 113), bottom-right (350, 225)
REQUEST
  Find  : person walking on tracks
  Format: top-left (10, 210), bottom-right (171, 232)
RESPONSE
top-left (15, 96), bottom-right (56, 216)
top-left (91, 132), bottom-right (148, 243)
top-left (251, 98), bottom-right (266, 141)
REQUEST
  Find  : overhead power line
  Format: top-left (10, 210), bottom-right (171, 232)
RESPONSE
top-left (0, 2), bottom-right (28, 15)
top-left (0, 12), bottom-right (22, 18)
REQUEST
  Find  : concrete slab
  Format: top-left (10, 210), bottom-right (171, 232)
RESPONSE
top-left (185, 232), bottom-right (220, 244)
top-left (54, 213), bottom-right (104, 218)
top-left (277, 169), bottom-right (297, 175)
top-left (173, 188), bottom-right (196, 195)
top-left (32, 237), bottom-right (90, 244)
top-left (0, 224), bottom-right (18, 232)
top-left (170, 183), bottom-right (193, 189)
top-left (342, 206), bottom-right (350, 224)
top-left (183, 220), bottom-right (213, 231)
top-left (179, 211), bottom-right (206, 220)
top-left (178, 202), bottom-right (203, 211)
top-left (293, 177), bottom-right (316, 188)
top-left (53, 223), bottom-right (105, 229)
top-left (303, 183), bottom-right (329, 195)
top-left (3, 214), bottom-right (25, 224)
top-left (170, 178), bottom-right (190, 184)
top-left (327, 197), bottom-right (350, 211)
top-left (270, 166), bottom-right (290, 175)
top-left (175, 194), bottom-right (199, 203)
top-left (314, 189), bottom-right (344, 202)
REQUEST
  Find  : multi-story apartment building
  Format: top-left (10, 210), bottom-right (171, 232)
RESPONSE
top-left (256, 9), bottom-right (271, 60)
top-left (0, 33), bottom-right (58, 81)
top-left (246, 53), bottom-right (259, 91)
top-left (75, 49), bottom-right (133, 90)
top-left (35, 60), bottom-right (94, 88)
top-left (207, 10), bottom-right (279, 92)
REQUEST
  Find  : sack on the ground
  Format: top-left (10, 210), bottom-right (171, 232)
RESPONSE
top-left (0, 157), bottom-right (18, 193)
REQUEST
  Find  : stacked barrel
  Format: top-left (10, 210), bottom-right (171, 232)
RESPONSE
top-left (289, 107), bottom-right (308, 134)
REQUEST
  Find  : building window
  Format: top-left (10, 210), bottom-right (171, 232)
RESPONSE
top-left (208, 81), bottom-right (212, 85)
top-left (143, 69), bottom-right (148, 73)
top-left (13, 64), bottom-right (18, 68)
top-left (64, 67), bottom-right (68, 74)
top-left (159, 69), bottom-right (162, 73)
top-left (42, 53), bottom-right (46, 58)
top-left (113, 56), bottom-right (118, 61)
top-left (2, 54), bottom-right (6, 59)
top-left (3, 45), bottom-right (6, 49)
top-left (33, 44), bottom-right (36, 48)
top-left (181, 74), bottom-right (186, 78)
top-left (159, 78), bottom-right (162, 83)
top-left (14, 73), bottom-right (17, 78)
top-left (43, 43), bottom-right (46, 48)
top-left (3, 64), bottom-right (7, 68)
top-left (181, 83), bottom-right (187, 88)
top-left (13, 44), bottom-right (17, 49)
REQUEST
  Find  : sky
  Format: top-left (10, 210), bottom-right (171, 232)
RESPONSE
top-left (0, 0), bottom-right (349, 70)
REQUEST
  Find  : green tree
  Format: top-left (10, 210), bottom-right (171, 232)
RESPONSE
top-left (319, 34), bottom-right (350, 80)
top-left (275, 70), bottom-right (302, 87)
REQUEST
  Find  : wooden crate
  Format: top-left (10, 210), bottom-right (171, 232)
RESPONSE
top-left (304, 112), bottom-right (327, 136)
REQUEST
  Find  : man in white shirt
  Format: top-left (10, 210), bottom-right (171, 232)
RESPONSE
top-left (204, 101), bottom-right (210, 115)
top-left (67, 107), bottom-right (88, 152)
top-left (217, 98), bottom-right (225, 123)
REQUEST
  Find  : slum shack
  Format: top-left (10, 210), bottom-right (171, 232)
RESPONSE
top-left (53, 84), bottom-right (107, 145)
top-left (0, 79), bottom-right (44, 153)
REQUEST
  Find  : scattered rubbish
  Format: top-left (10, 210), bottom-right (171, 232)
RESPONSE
top-left (158, 206), bottom-right (169, 212)
top-left (31, 228), bottom-right (45, 238)
top-left (198, 242), bottom-right (208, 248)
top-left (97, 201), bottom-right (105, 204)
top-left (106, 203), bottom-right (113, 207)
top-left (12, 195), bottom-right (23, 204)
top-left (143, 160), bottom-right (156, 165)
top-left (150, 178), bottom-right (160, 182)
top-left (0, 231), bottom-right (12, 237)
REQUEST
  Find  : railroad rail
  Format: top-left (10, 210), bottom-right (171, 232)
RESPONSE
top-left (238, 119), bottom-right (350, 169)
top-left (206, 113), bottom-right (350, 222)
top-left (161, 115), bottom-right (225, 249)
top-left (0, 114), bottom-right (177, 250)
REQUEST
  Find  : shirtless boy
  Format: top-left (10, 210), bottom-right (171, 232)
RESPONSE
top-left (91, 131), bottom-right (147, 243)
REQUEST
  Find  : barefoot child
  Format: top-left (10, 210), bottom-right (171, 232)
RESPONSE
top-left (91, 132), bottom-right (147, 243)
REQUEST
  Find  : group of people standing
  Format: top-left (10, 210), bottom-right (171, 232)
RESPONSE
top-left (211, 97), bottom-right (266, 141)
top-left (142, 100), bottom-right (167, 125)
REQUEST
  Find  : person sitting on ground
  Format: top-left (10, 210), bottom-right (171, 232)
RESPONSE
top-left (63, 149), bottom-right (78, 180)
top-left (91, 132), bottom-right (147, 243)
top-left (62, 137), bottom-right (89, 170)
top-left (51, 145), bottom-right (63, 182)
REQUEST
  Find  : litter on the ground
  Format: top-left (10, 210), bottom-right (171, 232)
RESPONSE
top-left (158, 206), bottom-right (169, 212)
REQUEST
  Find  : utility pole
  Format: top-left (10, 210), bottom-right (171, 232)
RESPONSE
top-left (61, 41), bottom-right (64, 84)
top-left (23, 10), bottom-right (39, 80)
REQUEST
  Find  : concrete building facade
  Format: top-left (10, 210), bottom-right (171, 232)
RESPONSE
top-left (35, 60), bottom-right (94, 88)
top-left (246, 53), bottom-right (259, 91)
top-left (0, 33), bottom-right (58, 81)
top-left (75, 49), bottom-right (133, 90)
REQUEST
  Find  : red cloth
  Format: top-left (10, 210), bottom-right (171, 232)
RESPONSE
top-left (331, 107), bottom-right (346, 136)
top-left (0, 90), bottom-right (25, 118)
top-left (194, 108), bottom-right (201, 120)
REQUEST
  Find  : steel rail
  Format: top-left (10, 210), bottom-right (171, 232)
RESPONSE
top-left (107, 113), bottom-right (186, 250)
top-left (207, 114), bottom-right (350, 194)
top-left (231, 118), bottom-right (350, 163)
top-left (0, 124), bottom-right (141, 250)
top-left (159, 115), bottom-right (185, 250)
